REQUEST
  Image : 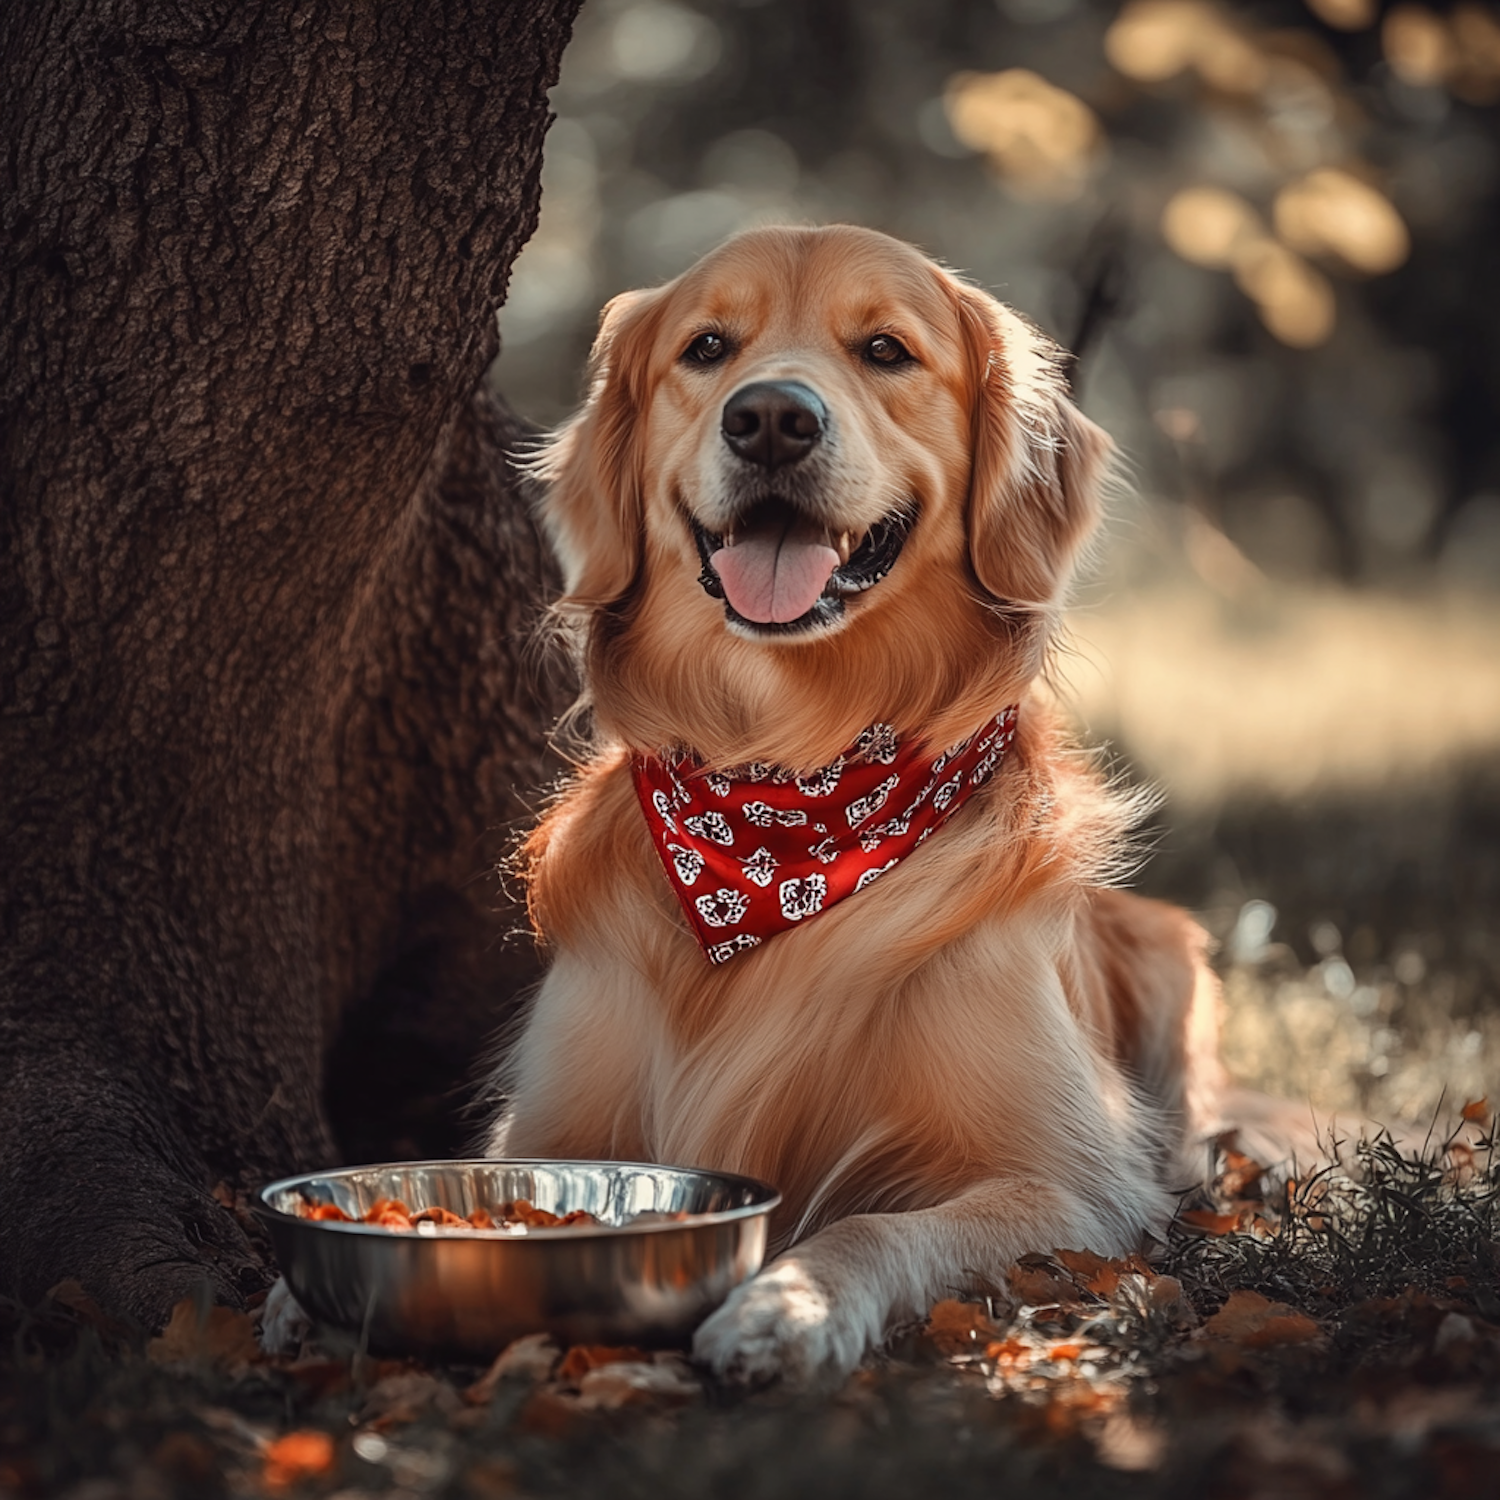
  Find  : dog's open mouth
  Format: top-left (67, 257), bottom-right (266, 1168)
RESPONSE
top-left (689, 497), bottom-right (914, 635)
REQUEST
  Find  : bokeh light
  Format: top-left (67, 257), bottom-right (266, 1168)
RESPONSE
top-left (1105, 1), bottom-right (1268, 94)
top-left (944, 69), bottom-right (1103, 199)
top-left (1231, 238), bottom-right (1336, 347)
top-left (1273, 169), bottom-right (1410, 275)
top-left (1161, 186), bottom-right (1263, 269)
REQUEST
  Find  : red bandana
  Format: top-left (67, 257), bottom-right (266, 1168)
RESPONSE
top-left (632, 708), bottom-right (1019, 964)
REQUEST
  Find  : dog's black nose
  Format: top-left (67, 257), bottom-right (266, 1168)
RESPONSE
top-left (721, 381), bottom-right (827, 470)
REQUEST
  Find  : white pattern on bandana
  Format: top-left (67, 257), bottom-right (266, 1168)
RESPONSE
top-left (807, 836), bottom-right (840, 864)
top-left (778, 875), bottom-right (827, 921)
top-left (651, 789), bottom-right (677, 833)
top-left (683, 810), bottom-right (734, 846)
top-left (667, 843), bottom-right (704, 885)
top-left (743, 800), bottom-right (808, 829)
top-left (854, 858), bottom-right (898, 892)
top-left (854, 723), bottom-right (900, 764)
top-left (740, 847), bottom-right (778, 887)
top-left (844, 773), bottom-right (901, 830)
top-left (707, 933), bottom-right (762, 964)
top-left (932, 773), bottom-right (964, 811)
top-left (794, 759), bottom-right (844, 797)
top-left (695, 888), bottom-right (750, 927)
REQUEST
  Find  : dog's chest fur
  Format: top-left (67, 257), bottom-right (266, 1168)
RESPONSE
top-left (499, 773), bottom-right (1154, 1248)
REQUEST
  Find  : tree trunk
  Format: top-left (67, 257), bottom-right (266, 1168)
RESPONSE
top-left (0, 0), bottom-right (581, 1326)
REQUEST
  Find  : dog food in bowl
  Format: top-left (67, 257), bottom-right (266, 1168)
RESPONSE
top-left (295, 1196), bottom-right (605, 1230)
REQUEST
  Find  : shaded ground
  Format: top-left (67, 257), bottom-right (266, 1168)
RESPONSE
top-left (4, 771), bottom-right (1499, 1499)
top-left (4, 1114), bottom-right (1499, 1499)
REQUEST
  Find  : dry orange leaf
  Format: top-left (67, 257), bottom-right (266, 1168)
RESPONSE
top-left (263, 1430), bottom-right (335, 1490)
top-left (465, 1334), bottom-right (561, 1404)
top-left (556, 1344), bottom-right (650, 1383)
top-left (1179, 1208), bottom-right (1245, 1236)
top-left (148, 1299), bottom-right (260, 1369)
top-left (575, 1356), bottom-right (700, 1411)
top-left (1047, 1342), bottom-right (1084, 1361)
top-left (1007, 1263), bottom-right (1078, 1307)
top-left (1053, 1248), bottom-right (1117, 1296)
top-left (924, 1299), bottom-right (1001, 1354)
top-left (1461, 1098), bottom-right (1490, 1123)
top-left (1217, 1149), bottom-right (1266, 1200)
top-left (1204, 1289), bottom-right (1321, 1348)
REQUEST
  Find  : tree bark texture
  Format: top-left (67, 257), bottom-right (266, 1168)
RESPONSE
top-left (0, 0), bottom-right (581, 1326)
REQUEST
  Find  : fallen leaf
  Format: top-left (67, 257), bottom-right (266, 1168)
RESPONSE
top-left (557, 1344), bottom-right (651, 1383)
top-left (1204, 1290), bottom-right (1321, 1348)
top-left (1047, 1342), bottom-right (1084, 1361)
top-left (263, 1430), bottom-right (335, 1490)
top-left (1217, 1149), bottom-right (1266, 1200)
top-left (1053, 1248), bottom-right (1119, 1297)
top-left (924, 1299), bottom-right (1001, 1355)
top-left (359, 1370), bottom-right (460, 1430)
top-left (1179, 1208), bottom-right (1245, 1236)
top-left (575, 1356), bottom-right (700, 1410)
top-left (1148, 1275), bottom-right (1198, 1327)
top-left (148, 1298), bottom-right (260, 1369)
top-left (1006, 1263), bottom-right (1078, 1307)
top-left (464, 1333), bottom-right (560, 1404)
top-left (1447, 1140), bottom-right (1477, 1183)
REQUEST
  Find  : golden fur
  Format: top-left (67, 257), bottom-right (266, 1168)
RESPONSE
top-left (489, 225), bottom-right (1225, 1385)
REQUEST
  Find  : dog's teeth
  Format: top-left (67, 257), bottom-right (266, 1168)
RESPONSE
top-left (835, 530), bottom-right (854, 564)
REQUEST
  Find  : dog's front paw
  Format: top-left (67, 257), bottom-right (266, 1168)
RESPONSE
top-left (692, 1259), bottom-right (870, 1389)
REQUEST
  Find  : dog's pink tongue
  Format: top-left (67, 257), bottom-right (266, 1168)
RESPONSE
top-left (710, 533), bottom-right (840, 624)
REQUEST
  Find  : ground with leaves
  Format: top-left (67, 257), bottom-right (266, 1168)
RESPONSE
top-left (5, 769), bottom-right (1499, 1499)
top-left (5, 1113), bottom-right (1499, 1498)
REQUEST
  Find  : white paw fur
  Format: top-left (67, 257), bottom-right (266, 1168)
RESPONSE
top-left (693, 1258), bottom-right (874, 1388)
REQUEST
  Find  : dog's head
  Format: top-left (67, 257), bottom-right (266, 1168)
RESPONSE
top-left (537, 225), bottom-right (1112, 766)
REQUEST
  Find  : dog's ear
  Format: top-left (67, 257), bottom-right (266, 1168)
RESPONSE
top-left (956, 286), bottom-right (1112, 610)
top-left (535, 288), bottom-right (664, 608)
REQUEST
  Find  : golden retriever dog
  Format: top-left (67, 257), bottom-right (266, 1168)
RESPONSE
top-left (487, 224), bottom-right (1225, 1386)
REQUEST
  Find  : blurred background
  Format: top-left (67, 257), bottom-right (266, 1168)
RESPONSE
top-left (492, 0), bottom-right (1500, 1131)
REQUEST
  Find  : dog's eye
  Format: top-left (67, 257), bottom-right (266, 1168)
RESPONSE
top-left (683, 332), bottom-right (730, 365)
top-left (864, 335), bottom-right (913, 367)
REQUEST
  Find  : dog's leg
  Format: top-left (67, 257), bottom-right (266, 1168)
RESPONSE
top-left (482, 950), bottom-right (663, 1160)
top-left (694, 1174), bottom-right (1165, 1388)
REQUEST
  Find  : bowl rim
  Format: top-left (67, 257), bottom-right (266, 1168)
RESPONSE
top-left (253, 1157), bottom-right (782, 1240)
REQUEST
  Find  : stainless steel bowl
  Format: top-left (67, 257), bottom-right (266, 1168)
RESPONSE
top-left (255, 1159), bottom-right (779, 1361)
